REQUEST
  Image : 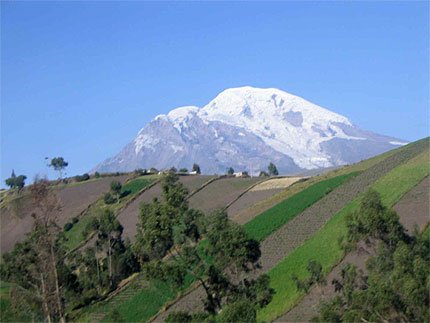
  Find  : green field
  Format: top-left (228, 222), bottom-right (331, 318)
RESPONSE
top-left (257, 150), bottom-right (430, 322)
top-left (244, 172), bottom-right (359, 241)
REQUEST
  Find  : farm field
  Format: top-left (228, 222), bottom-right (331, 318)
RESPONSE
top-left (117, 175), bottom-right (215, 239)
top-left (188, 177), bottom-right (262, 214)
top-left (154, 138), bottom-right (429, 320)
top-left (0, 174), bottom-right (130, 254)
top-left (243, 172), bottom-right (358, 242)
top-left (258, 148), bottom-right (430, 322)
top-left (62, 175), bottom-right (158, 250)
top-left (280, 176), bottom-right (430, 322)
top-left (250, 176), bottom-right (303, 191)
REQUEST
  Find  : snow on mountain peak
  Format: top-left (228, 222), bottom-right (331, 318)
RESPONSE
top-left (94, 85), bottom-right (405, 174)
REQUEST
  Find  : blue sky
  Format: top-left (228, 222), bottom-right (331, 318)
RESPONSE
top-left (1, 1), bottom-right (429, 184)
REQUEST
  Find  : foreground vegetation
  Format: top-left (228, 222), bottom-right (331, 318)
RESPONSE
top-left (257, 149), bottom-right (429, 321)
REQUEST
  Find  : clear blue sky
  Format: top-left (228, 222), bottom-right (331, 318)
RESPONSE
top-left (1, 1), bottom-right (429, 184)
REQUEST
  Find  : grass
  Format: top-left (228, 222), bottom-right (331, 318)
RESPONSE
top-left (121, 177), bottom-right (155, 196)
top-left (0, 281), bottom-right (42, 322)
top-left (244, 172), bottom-right (359, 241)
top-left (257, 149), bottom-right (430, 322)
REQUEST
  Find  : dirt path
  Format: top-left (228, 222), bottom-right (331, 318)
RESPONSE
top-left (153, 140), bottom-right (427, 321)
top-left (277, 176), bottom-right (430, 322)
top-left (0, 175), bottom-right (129, 254)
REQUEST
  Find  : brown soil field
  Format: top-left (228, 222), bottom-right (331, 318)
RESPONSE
top-left (188, 177), bottom-right (263, 214)
top-left (394, 176), bottom-right (429, 233)
top-left (226, 188), bottom-right (284, 219)
top-left (279, 177), bottom-right (430, 322)
top-left (0, 175), bottom-right (130, 254)
top-left (153, 139), bottom-right (428, 321)
top-left (118, 175), bottom-right (215, 240)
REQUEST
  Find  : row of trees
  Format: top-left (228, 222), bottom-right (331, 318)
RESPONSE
top-left (4, 157), bottom-right (68, 191)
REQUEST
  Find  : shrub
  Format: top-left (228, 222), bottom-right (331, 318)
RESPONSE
top-left (64, 222), bottom-right (73, 231)
top-left (71, 217), bottom-right (79, 224)
top-left (179, 168), bottom-right (188, 173)
top-left (75, 173), bottom-right (90, 182)
top-left (104, 192), bottom-right (116, 204)
top-left (94, 172), bottom-right (100, 178)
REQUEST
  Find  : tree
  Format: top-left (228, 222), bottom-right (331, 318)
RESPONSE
top-left (259, 171), bottom-right (269, 177)
top-left (179, 168), bottom-right (188, 173)
top-left (227, 167), bottom-right (235, 175)
top-left (267, 162), bottom-right (278, 176)
top-left (5, 170), bottom-right (27, 191)
top-left (135, 174), bottom-right (272, 316)
top-left (0, 177), bottom-right (66, 323)
top-left (110, 180), bottom-right (122, 203)
top-left (314, 190), bottom-right (430, 323)
top-left (192, 163), bottom-right (201, 174)
top-left (49, 157), bottom-right (68, 179)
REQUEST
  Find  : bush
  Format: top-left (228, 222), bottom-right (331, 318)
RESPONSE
top-left (94, 171), bottom-right (100, 178)
top-left (71, 217), bottom-right (79, 224)
top-left (259, 171), bottom-right (269, 177)
top-left (179, 168), bottom-right (188, 173)
top-left (75, 173), bottom-right (90, 182)
top-left (104, 192), bottom-right (116, 204)
top-left (64, 222), bottom-right (73, 232)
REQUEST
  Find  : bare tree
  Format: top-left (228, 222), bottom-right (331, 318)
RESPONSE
top-left (29, 176), bottom-right (66, 323)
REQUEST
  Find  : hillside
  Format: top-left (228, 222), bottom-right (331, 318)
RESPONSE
top-left (0, 139), bottom-right (427, 323)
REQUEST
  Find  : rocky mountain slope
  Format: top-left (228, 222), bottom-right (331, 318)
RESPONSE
top-left (94, 86), bottom-right (407, 174)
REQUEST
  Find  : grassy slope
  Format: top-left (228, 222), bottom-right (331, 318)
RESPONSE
top-left (63, 175), bottom-right (157, 250)
top-left (244, 172), bottom-right (358, 241)
top-left (257, 149), bottom-right (430, 322)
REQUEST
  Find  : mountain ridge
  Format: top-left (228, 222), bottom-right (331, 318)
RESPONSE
top-left (93, 86), bottom-right (407, 174)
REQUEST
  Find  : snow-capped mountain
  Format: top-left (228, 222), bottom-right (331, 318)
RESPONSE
top-left (93, 86), bottom-right (407, 174)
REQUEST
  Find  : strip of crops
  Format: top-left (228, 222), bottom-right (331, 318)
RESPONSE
top-left (257, 150), bottom-right (430, 322)
top-left (244, 172), bottom-right (359, 242)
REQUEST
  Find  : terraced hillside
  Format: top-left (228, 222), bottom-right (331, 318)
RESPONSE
top-left (260, 144), bottom-right (430, 321)
top-left (118, 175), bottom-right (216, 239)
top-left (0, 175), bottom-right (130, 253)
top-left (188, 177), bottom-right (263, 214)
top-left (280, 177), bottom-right (430, 322)
top-left (154, 138), bottom-right (428, 321)
top-left (226, 177), bottom-right (303, 219)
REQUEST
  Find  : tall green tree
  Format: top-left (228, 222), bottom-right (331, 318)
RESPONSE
top-left (5, 170), bottom-right (27, 191)
top-left (227, 167), bottom-right (235, 175)
top-left (110, 180), bottom-right (122, 203)
top-left (268, 162), bottom-right (279, 176)
top-left (49, 157), bottom-right (68, 179)
top-left (135, 173), bottom-right (273, 315)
